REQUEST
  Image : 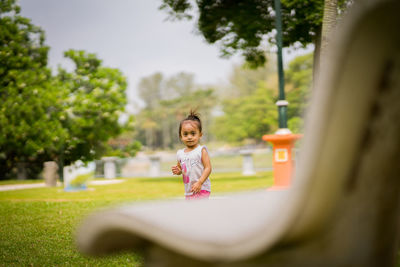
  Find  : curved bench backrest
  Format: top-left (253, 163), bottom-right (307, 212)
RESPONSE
top-left (279, 0), bottom-right (400, 263)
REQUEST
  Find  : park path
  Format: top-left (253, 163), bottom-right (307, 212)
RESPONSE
top-left (0, 179), bottom-right (123, 192)
top-left (0, 183), bottom-right (49, 192)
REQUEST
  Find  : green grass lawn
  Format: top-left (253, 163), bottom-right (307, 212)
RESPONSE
top-left (0, 172), bottom-right (273, 266)
top-left (160, 151), bottom-right (273, 173)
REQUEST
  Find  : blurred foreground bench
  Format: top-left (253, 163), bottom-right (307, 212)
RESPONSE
top-left (76, 0), bottom-right (400, 266)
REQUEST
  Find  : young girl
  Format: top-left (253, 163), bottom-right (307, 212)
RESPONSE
top-left (171, 111), bottom-right (211, 200)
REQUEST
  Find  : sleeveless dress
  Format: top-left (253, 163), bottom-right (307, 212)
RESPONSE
top-left (176, 145), bottom-right (211, 196)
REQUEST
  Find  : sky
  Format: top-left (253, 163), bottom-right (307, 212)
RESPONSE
top-left (18, 0), bottom-right (311, 113)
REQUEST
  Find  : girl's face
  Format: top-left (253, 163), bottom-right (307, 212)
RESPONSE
top-left (180, 121), bottom-right (202, 149)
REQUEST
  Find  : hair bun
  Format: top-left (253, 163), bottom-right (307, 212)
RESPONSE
top-left (188, 110), bottom-right (200, 121)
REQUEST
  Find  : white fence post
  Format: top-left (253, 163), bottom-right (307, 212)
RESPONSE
top-left (149, 155), bottom-right (161, 177)
top-left (103, 157), bottom-right (117, 179)
top-left (43, 161), bottom-right (58, 187)
top-left (240, 150), bottom-right (256, 176)
top-left (64, 165), bottom-right (78, 189)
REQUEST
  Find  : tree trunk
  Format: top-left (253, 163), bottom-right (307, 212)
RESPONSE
top-left (312, 27), bottom-right (322, 90)
top-left (312, 0), bottom-right (338, 92)
top-left (320, 0), bottom-right (338, 68)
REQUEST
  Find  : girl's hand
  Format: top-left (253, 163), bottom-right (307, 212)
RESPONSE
top-left (191, 181), bottom-right (202, 194)
top-left (171, 165), bottom-right (182, 175)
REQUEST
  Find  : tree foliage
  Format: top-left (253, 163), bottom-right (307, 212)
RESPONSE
top-left (161, 0), bottom-right (349, 68)
top-left (0, 0), bottom-right (67, 179)
top-left (56, 50), bottom-right (133, 166)
top-left (0, 0), bottom-right (138, 179)
top-left (213, 85), bottom-right (278, 143)
top-left (285, 52), bottom-right (313, 132)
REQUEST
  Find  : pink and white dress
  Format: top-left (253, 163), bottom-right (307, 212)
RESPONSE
top-left (176, 145), bottom-right (211, 198)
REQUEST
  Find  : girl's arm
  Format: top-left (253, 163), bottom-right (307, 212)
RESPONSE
top-left (172, 161), bottom-right (182, 175)
top-left (191, 147), bottom-right (212, 193)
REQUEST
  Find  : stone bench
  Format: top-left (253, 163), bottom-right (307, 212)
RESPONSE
top-left (76, 0), bottom-right (400, 266)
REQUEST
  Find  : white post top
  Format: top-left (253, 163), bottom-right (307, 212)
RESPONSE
top-left (275, 128), bottom-right (292, 135)
top-left (240, 149), bottom-right (254, 155)
top-left (275, 100), bottom-right (289, 106)
top-left (101, 157), bottom-right (118, 162)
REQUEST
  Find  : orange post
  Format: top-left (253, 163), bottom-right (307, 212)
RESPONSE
top-left (263, 132), bottom-right (302, 190)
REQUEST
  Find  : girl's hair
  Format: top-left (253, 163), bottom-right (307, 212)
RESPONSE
top-left (179, 110), bottom-right (202, 137)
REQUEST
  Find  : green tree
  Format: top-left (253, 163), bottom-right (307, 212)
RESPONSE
top-left (164, 72), bottom-right (196, 99)
top-left (136, 72), bottom-right (164, 149)
top-left (213, 84), bottom-right (277, 143)
top-left (138, 72), bottom-right (164, 109)
top-left (135, 72), bottom-right (216, 150)
top-left (212, 52), bottom-right (312, 141)
top-left (56, 50), bottom-right (131, 176)
top-left (158, 72), bottom-right (196, 147)
top-left (0, 1), bottom-right (138, 180)
top-left (0, 0), bottom-right (67, 179)
top-left (285, 53), bottom-right (313, 133)
top-left (220, 56), bottom-right (277, 99)
top-left (285, 53), bottom-right (313, 118)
